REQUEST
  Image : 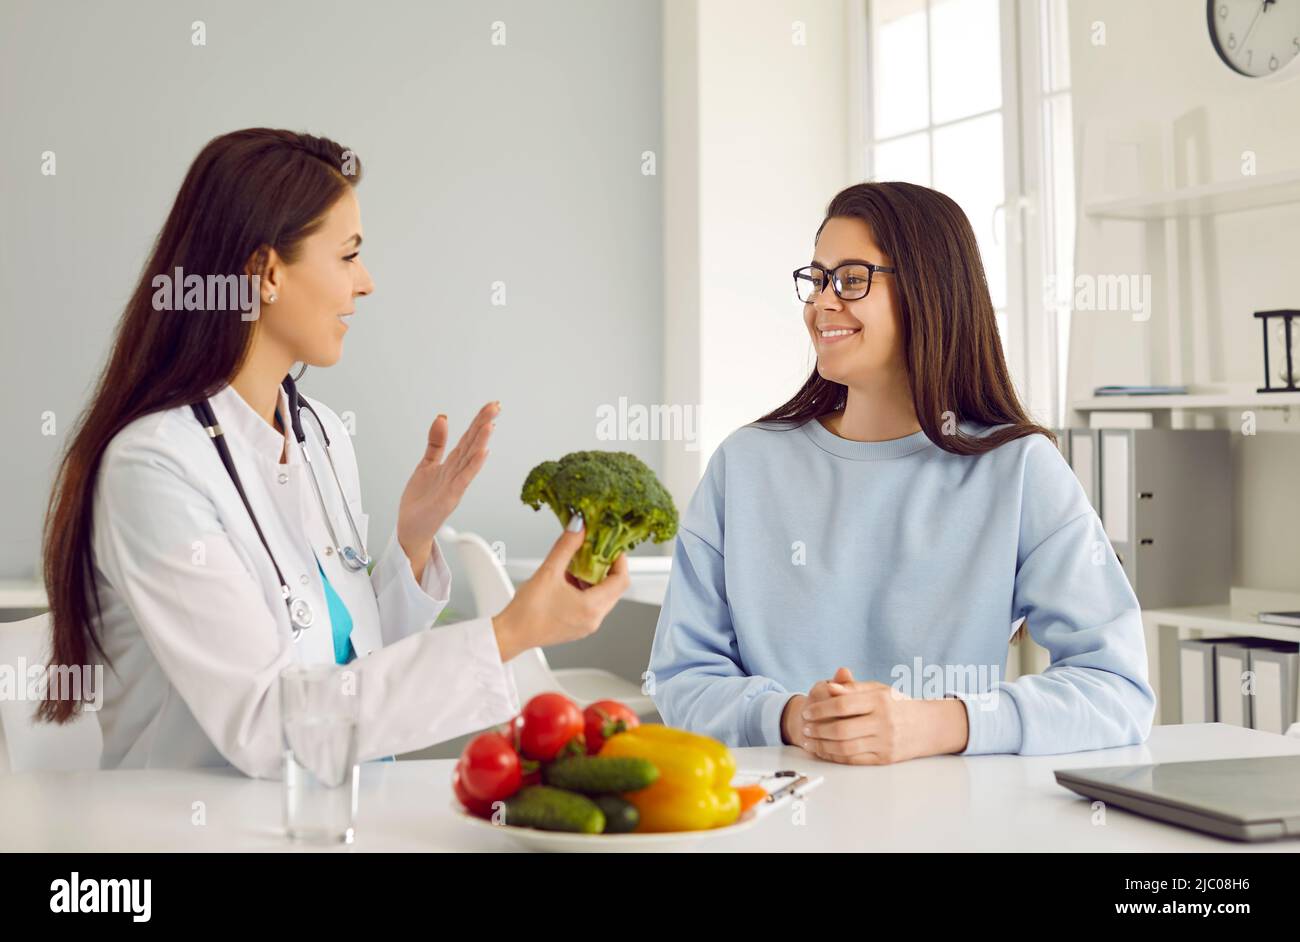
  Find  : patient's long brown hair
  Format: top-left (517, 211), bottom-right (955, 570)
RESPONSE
top-left (38, 129), bottom-right (362, 723)
top-left (758, 182), bottom-right (1054, 643)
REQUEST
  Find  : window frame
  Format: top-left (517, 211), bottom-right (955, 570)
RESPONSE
top-left (850, 0), bottom-right (1075, 427)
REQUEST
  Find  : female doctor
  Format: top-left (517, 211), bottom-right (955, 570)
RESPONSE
top-left (37, 128), bottom-right (628, 778)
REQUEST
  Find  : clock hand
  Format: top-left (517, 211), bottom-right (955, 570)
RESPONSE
top-left (1238, 1), bottom-right (1267, 56)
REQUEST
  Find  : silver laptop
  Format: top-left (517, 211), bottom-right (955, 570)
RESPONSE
top-left (1055, 755), bottom-right (1300, 842)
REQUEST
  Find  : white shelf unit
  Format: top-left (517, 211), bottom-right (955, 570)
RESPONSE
top-left (1084, 168), bottom-right (1300, 221)
top-left (1142, 588), bottom-right (1300, 726)
top-left (1144, 603), bottom-right (1300, 646)
top-left (1070, 114), bottom-right (1300, 431)
top-left (1068, 116), bottom-right (1300, 726)
top-left (1072, 385), bottom-right (1300, 414)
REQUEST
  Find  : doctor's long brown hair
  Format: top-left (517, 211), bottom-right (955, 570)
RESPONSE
top-left (38, 129), bottom-right (362, 723)
top-left (757, 182), bottom-right (1055, 643)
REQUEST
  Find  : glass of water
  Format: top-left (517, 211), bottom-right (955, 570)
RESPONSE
top-left (281, 664), bottom-right (361, 844)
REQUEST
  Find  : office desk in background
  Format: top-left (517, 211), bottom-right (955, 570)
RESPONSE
top-left (3, 724), bottom-right (1298, 852)
top-left (0, 579), bottom-right (46, 623)
top-left (504, 555), bottom-right (670, 607)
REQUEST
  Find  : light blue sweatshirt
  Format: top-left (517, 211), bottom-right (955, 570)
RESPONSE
top-left (647, 417), bottom-right (1156, 756)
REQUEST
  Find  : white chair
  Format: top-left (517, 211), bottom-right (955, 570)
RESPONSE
top-left (0, 612), bottom-right (103, 772)
top-left (447, 528), bottom-right (657, 716)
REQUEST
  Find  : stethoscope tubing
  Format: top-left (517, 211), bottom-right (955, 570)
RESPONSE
top-left (288, 383), bottom-right (371, 573)
top-left (189, 375), bottom-right (371, 640)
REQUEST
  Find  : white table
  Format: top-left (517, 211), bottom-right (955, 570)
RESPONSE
top-left (2, 724), bottom-right (1297, 852)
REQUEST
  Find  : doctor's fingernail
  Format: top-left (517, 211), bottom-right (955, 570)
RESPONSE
top-left (566, 513), bottom-right (584, 532)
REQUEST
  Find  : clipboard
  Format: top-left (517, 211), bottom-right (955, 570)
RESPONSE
top-left (733, 768), bottom-right (826, 820)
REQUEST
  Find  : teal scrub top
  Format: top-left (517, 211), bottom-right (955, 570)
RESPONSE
top-left (317, 558), bottom-right (356, 665)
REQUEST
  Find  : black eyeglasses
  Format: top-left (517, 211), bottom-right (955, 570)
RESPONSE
top-left (793, 261), bottom-right (896, 303)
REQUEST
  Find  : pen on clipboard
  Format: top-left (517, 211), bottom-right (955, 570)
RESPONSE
top-left (734, 769), bottom-right (823, 817)
top-left (765, 775), bottom-right (811, 805)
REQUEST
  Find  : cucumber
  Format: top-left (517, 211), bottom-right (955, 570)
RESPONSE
top-left (503, 786), bottom-right (605, 834)
top-left (543, 756), bottom-right (659, 794)
top-left (592, 795), bottom-right (639, 833)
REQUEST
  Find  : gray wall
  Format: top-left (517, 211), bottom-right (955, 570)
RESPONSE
top-left (0, 0), bottom-right (664, 626)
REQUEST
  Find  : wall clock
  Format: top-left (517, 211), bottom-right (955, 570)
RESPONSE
top-left (1208, 0), bottom-right (1300, 76)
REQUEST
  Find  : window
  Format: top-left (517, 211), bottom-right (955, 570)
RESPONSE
top-left (1036, 0), bottom-right (1076, 429)
top-left (859, 0), bottom-right (1075, 427)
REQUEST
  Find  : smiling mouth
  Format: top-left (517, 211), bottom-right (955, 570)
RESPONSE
top-left (338, 313), bottom-right (354, 326)
top-left (818, 327), bottom-right (861, 342)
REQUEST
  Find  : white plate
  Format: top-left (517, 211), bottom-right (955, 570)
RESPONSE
top-left (451, 800), bottom-right (761, 853)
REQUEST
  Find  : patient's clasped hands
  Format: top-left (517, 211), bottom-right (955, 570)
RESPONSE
top-left (782, 667), bottom-right (971, 765)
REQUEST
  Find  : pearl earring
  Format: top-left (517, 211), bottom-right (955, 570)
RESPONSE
top-left (267, 293), bottom-right (277, 303)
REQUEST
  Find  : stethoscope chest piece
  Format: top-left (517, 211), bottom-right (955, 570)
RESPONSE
top-left (288, 595), bottom-right (314, 636)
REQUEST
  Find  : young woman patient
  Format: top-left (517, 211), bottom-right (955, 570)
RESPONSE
top-left (647, 181), bottom-right (1154, 764)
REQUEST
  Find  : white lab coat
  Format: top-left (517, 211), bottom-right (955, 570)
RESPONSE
top-left (90, 382), bottom-right (520, 778)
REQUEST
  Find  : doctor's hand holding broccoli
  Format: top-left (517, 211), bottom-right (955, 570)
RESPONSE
top-left (496, 451), bottom-right (678, 662)
top-left (397, 414), bottom-right (677, 663)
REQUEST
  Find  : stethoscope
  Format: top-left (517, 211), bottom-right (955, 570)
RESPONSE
top-left (190, 374), bottom-right (371, 639)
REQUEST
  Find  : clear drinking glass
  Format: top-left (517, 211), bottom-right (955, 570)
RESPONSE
top-left (280, 664), bottom-right (361, 844)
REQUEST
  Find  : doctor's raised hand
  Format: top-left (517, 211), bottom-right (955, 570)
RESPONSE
top-left (394, 402), bottom-right (630, 663)
top-left (396, 402), bottom-right (500, 580)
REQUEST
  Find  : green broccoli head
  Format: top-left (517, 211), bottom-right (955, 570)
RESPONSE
top-left (521, 450), bottom-right (678, 585)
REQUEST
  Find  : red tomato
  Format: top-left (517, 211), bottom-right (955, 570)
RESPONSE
top-left (519, 693), bottom-right (584, 761)
top-left (494, 714), bottom-right (541, 783)
top-left (583, 700), bottom-right (640, 755)
top-left (452, 763), bottom-right (495, 819)
top-left (496, 713), bottom-right (524, 752)
top-left (459, 732), bottom-right (522, 803)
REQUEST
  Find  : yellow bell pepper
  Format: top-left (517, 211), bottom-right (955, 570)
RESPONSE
top-left (713, 783), bottom-right (741, 827)
top-left (598, 729), bottom-right (715, 789)
top-left (619, 724), bottom-right (737, 787)
top-left (599, 725), bottom-right (740, 831)
top-left (621, 779), bottom-right (720, 832)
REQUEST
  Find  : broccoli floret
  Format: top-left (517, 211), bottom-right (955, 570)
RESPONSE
top-left (521, 450), bottom-right (678, 585)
